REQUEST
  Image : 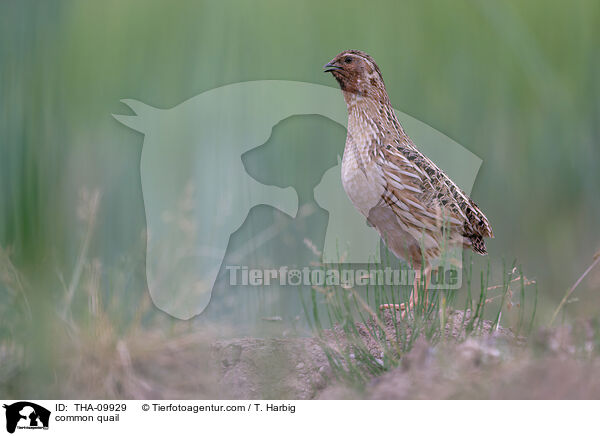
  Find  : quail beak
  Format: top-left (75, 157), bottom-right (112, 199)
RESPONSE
top-left (323, 62), bottom-right (343, 73)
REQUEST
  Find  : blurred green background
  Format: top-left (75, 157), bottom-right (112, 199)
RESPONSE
top-left (1, 0), bottom-right (600, 389)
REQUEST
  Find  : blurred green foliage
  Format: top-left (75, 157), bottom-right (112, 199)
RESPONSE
top-left (1, 0), bottom-right (599, 332)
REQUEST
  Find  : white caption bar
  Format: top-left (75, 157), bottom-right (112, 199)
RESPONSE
top-left (0, 400), bottom-right (595, 435)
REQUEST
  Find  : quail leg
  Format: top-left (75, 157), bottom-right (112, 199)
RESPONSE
top-left (378, 270), bottom-right (419, 315)
top-left (411, 266), bottom-right (433, 311)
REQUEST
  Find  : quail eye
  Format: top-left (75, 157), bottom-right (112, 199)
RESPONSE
top-left (344, 57), bottom-right (352, 64)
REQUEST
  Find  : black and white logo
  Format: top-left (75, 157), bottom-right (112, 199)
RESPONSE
top-left (3, 402), bottom-right (50, 434)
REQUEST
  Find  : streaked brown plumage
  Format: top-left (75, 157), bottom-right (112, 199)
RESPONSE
top-left (324, 49), bottom-right (493, 274)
